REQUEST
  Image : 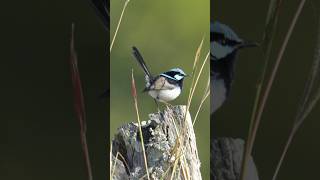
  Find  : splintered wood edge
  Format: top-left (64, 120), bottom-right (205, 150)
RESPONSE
top-left (110, 105), bottom-right (202, 180)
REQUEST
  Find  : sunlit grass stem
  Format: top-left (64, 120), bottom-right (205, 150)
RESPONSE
top-left (131, 70), bottom-right (150, 180)
top-left (110, 0), bottom-right (130, 52)
top-left (240, 0), bottom-right (306, 179)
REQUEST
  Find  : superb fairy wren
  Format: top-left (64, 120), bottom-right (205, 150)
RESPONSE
top-left (132, 46), bottom-right (187, 104)
top-left (90, 0), bottom-right (110, 31)
top-left (211, 21), bottom-right (258, 114)
top-left (90, 0), bottom-right (110, 98)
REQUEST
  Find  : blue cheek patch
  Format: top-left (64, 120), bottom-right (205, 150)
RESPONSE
top-left (174, 74), bottom-right (184, 80)
top-left (211, 42), bottom-right (234, 60)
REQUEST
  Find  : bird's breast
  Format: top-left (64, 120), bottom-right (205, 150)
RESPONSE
top-left (211, 78), bottom-right (227, 114)
top-left (148, 87), bottom-right (181, 102)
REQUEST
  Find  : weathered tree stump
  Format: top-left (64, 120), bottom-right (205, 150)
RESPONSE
top-left (111, 105), bottom-right (202, 180)
top-left (211, 138), bottom-right (259, 180)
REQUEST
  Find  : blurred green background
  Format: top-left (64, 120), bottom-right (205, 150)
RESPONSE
top-left (1, 0), bottom-right (108, 179)
top-left (213, 0), bottom-right (320, 179)
top-left (110, 0), bottom-right (210, 178)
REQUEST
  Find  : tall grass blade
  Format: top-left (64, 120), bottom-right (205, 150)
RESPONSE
top-left (131, 69), bottom-right (150, 180)
top-left (251, 0), bottom-right (306, 155)
top-left (240, 0), bottom-right (283, 179)
top-left (171, 39), bottom-right (208, 179)
top-left (110, 0), bottom-right (130, 52)
top-left (272, 14), bottom-right (320, 179)
top-left (193, 75), bottom-right (210, 125)
top-left (295, 15), bottom-right (320, 125)
top-left (192, 38), bottom-right (204, 74)
top-left (70, 23), bottom-right (93, 180)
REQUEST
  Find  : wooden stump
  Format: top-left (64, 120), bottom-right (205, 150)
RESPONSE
top-left (111, 105), bottom-right (202, 180)
top-left (211, 138), bottom-right (259, 180)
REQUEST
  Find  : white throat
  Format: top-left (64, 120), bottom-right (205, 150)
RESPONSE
top-left (211, 78), bottom-right (227, 114)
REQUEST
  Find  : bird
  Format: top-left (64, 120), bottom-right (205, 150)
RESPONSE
top-left (132, 46), bottom-right (187, 104)
top-left (89, 0), bottom-right (110, 31)
top-left (89, 0), bottom-right (110, 98)
top-left (211, 21), bottom-right (258, 114)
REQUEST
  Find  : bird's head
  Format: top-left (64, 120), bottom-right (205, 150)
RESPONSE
top-left (210, 21), bottom-right (258, 61)
top-left (161, 68), bottom-right (187, 81)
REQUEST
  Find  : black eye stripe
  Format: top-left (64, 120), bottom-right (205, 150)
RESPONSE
top-left (210, 32), bottom-right (224, 42)
top-left (163, 71), bottom-right (178, 77)
top-left (210, 32), bottom-right (241, 46)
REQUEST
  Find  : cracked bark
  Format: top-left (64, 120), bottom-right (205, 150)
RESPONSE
top-left (211, 138), bottom-right (259, 180)
top-left (110, 105), bottom-right (202, 180)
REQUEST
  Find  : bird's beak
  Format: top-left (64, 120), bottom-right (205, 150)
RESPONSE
top-left (236, 41), bottom-right (259, 49)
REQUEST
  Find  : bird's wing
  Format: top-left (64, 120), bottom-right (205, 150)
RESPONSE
top-left (89, 0), bottom-right (110, 31)
top-left (146, 76), bottom-right (176, 91)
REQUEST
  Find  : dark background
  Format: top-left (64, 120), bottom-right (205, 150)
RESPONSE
top-left (1, 1), bottom-right (108, 179)
top-left (212, 0), bottom-right (320, 179)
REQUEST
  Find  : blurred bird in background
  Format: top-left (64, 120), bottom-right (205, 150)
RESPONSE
top-left (89, 0), bottom-right (110, 31)
top-left (210, 21), bottom-right (258, 115)
top-left (89, 0), bottom-right (110, 98)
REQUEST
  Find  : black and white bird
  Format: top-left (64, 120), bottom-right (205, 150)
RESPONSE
top-left (211, 21), bottom-right (258, 114)
top-left (89, 0), bottom-right (110, 31)
top-left (132, 46), bottom-right (187, 103)
top-left (89, 0), bottom-right (110, 98)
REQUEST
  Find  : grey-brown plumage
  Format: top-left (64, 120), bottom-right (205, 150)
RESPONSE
top-left (131, 47), bottom-right (187, 102)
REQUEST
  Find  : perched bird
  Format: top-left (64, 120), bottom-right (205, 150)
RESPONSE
top-left (89, 0), bottom-right (110, 31)
top-left (132, 46), bottom-right (187, 103)
top-left (211, 21), bottom-right (258, 114)
top-left (89, 0), bottom-right (110, 98)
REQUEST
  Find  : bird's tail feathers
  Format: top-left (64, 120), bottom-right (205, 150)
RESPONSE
top-left (89, 0), bottom-right (110, 31)
top-left (132, 46), bottom-right (153, 79)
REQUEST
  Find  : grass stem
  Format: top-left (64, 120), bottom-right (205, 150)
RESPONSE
top-left (131, 70), bottom-right (150, 180)
top-left (110, 0), bottom-right (130, 52)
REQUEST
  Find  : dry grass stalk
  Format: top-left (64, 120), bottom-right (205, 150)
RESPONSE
top-left (170, 38), bottom-right (209, 179)
top-left (69, 23), bottom-right (93, 180)
top-left (131, 69), bottom-right (151, 180)
top-left (272, 9), bottom-right (320, 180)
top-left (110, 0), bottom-right (130, 52)
top-left (241, 0), bottom-right (306, 179)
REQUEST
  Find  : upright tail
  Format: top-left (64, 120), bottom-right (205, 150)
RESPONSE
top-left (89, 0), bottom-right (110, 31)
top-left (132, 46), bottom-right (153, 79)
